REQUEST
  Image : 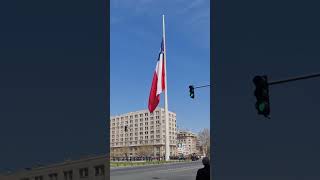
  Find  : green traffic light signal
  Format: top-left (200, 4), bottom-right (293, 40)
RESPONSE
top-left (258, 102), bottom-right (266, 112)
top-left (253, 75), bottom-right (270, 117)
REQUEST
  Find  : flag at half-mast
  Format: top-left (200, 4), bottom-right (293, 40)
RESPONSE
top-left (148, 38), bottom-right (165, 113)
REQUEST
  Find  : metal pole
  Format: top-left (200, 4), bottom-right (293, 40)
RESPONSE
top-left (269, 73), bottom-right (320, 85)
top-left (194, 84), bottom-right (211, 89)
top-left (163, 14), bottom-right (170, 161)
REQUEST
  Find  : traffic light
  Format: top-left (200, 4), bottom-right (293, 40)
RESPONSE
top-left (189, 85), bottom-right (195, 99)
top-left (253, 75), bottom-right (270, 117)
top-left (124, 125), bottom-right (128, 132)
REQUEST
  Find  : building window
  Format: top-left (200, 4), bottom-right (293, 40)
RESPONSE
top-left (64, 170), bottom-right (73, 180)
top-left (140, 114), bottom-right (143, 117)
top-left (49, 173), bottom-right (58, 180)
top-left (35, 176), bottom-right (43, 180)
top-left (95, 165), bottom-right (105, 176)
top-left (145, 113), bottom-right (148, 116)
top-left (135, 115), bottom-right (138, 118)
top-left (79, 168), bottom-right (89, 178)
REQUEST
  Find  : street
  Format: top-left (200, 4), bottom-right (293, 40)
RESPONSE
top-left (110, 161), bottom-right (203, 180)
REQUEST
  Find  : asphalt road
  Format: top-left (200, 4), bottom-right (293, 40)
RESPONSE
top-left (110, 161), bottom-right (203, 180)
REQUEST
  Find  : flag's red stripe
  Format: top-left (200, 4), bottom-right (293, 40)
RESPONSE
top-left (148, 72), bottom-right (160, 113)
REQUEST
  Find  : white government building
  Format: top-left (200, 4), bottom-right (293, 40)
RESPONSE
top-left (110, 108), bottom-right (177, 157)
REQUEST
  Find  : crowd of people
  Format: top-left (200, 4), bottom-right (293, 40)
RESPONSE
top-left (110, 153), bottom-right (201, 162)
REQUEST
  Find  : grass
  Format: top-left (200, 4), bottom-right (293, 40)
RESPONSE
top-left (110, 160), bottom-right (192, 167)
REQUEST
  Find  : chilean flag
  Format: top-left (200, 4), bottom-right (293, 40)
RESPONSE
top-left (148, 39), bottom-right (166, 113)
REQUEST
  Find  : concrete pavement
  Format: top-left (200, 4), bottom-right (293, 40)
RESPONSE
top-left (110, 160), bottom-right (203, 180)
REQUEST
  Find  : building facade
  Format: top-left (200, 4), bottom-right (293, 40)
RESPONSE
top-left (196, 138), bottom-right (204, 156)
top-left (110, 108), bottom-right (177, 157)
top-left (176, 130), bottom-right (198, 156)
top-left (2, 155), bottom-right (108, 180)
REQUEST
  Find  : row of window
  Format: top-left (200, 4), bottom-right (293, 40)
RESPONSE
top-left (111, 111), bottom-right (176, 121)
top-left (111, 126), bottom-right (177, 133)
top-left (111, 128), bottom-right (177, 135)
top-left (112, 131), bottom-right (176, 138)
top-left (112, 135), bottom-right (176, 142)
top-left (20, 165), bottom-right (104, 180)
top-left (111, 122), bottom-right (177, 128)
top-left (111, 140), bottom-right (176, 146)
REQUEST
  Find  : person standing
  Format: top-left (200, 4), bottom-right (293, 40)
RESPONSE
top-left (196, 157), bottom-right (210, 180)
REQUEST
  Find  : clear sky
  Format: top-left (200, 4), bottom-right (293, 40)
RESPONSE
top-left (110, 0), bottom-right (210, 134)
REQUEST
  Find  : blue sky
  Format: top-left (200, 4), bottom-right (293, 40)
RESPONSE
top-left (110, 0), bottom-right (210, 134)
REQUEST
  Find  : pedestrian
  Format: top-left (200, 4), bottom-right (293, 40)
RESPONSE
top-left (196, 157), bottom-right (210, 180)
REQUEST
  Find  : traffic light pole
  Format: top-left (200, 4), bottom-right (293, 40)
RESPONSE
top-left (253, 72), bottom-right (320, 118)
top-left (268, 73), bottom-right (320, 86)
top-left (194, 84), bottom-right (211, 89)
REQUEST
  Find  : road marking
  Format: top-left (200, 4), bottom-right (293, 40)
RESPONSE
top-left (111, 165), bottom-right (203, 177)
top-left (154, 165), bottom-right (203, 173)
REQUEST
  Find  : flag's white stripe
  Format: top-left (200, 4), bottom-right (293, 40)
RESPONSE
top-left (156, 53), bottom-right (163, 95)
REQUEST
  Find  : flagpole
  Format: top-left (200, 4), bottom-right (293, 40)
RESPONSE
top-left (162, 14), bottom-right (170, 161)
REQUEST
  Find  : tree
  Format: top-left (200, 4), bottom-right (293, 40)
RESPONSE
top-left (198, 128), bottom-right (210, 158)
top-left (136, 145), bottom-right (153, 157)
